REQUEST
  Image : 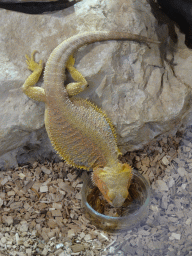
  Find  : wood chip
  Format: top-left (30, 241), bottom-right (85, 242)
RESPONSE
top-left (40, 185), bottom-right (48, 193)
top-left (41, 166), bottom-right (52, 175)
top-left (23, 180), bottom-right (35, 192)
top-left (68, 229), bottom-right (75, 238)
top-left (71, 244), bottom-right (85, 253)
top-left (2, 216), bottom-right (13, 225)
top-left (156, 180), bottom-right (169, 191)
top-left (51, 210), bottom-right (62, 217)
top-left (7, 191), bottom-right (15, 196)
top-left (177, 167), bottom-right (187, 177)
top-left (52, 203), bottom-right (62, 209)
top-left (169, 233), bottom-right (181, 240)
top-left (10, 202), bottom-right (23, 209)
top-left (162, 156), bottom-right (169, 165)
top-left (58, 182), bottom-right (75, 195)
top-left (0, 130), bottom-right (191, 255)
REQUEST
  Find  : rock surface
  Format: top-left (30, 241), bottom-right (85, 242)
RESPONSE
top-left (0, 0), bottom-right (192, 168)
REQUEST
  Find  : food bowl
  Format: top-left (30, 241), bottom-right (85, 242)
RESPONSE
top-left (81, 169), bottom-right (150, 231)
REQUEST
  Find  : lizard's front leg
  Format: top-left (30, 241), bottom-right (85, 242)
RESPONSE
top-left (22, 51), bottom-right (46, 103)
top-left (66, 55), bottom-right (88, 96)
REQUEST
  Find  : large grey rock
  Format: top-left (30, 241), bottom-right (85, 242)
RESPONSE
top-left (0, 0), bottom-right (191, 168)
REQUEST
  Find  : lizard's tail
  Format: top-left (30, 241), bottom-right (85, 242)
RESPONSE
top-left (43, 31), bottom-right (160, 103)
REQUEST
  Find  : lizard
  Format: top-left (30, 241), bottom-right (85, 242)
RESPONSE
top-left (22, 31), bottom-right (159, 207)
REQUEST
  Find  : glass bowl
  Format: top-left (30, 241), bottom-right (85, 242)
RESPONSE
top-left (81, 169), bottom-right (150, 231)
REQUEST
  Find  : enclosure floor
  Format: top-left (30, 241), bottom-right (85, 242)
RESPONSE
top-left (0, 127), bottom-right (191, 256)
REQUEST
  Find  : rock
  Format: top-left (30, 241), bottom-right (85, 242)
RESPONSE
top-left (0, 0), bottom-right (192, 168)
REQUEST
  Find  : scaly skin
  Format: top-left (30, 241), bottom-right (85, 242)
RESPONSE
top-left (22, 31), bottom-right (159, 207)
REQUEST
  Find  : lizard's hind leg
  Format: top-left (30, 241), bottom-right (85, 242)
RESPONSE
top-left (66, 55), bottom-right (88, 97)
top-left (22, 51), bottom-right (46, 103)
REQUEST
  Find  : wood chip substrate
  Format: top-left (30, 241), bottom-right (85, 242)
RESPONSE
top-left (0, 127), bottom-right (192, 255)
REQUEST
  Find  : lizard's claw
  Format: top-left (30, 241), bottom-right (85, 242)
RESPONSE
top-left (92, 163), bottom-right (132, 208)
top-left (25, 50), bottom-right (43, 72)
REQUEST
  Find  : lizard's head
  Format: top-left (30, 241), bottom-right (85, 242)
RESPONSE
top-left (92, 163), bottom-right (132, 208)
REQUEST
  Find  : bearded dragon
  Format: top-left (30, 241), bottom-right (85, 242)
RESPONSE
top-left (22, 31), bottom-right (159, 207)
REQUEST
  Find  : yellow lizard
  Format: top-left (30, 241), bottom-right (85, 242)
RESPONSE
top-left (22, 31), bottom-right (158, 207)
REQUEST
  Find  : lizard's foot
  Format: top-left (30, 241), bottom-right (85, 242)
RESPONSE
top-left (66, 55), bottom-right (88, 97)
top-left (66, 55), bottom-right (75, 68)
top-left (22, 50), bottom-right (45, 102)
top-left (92, 163), bottom-right (132, 208)
top-left (25, 50), bottom-right (43, 72)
